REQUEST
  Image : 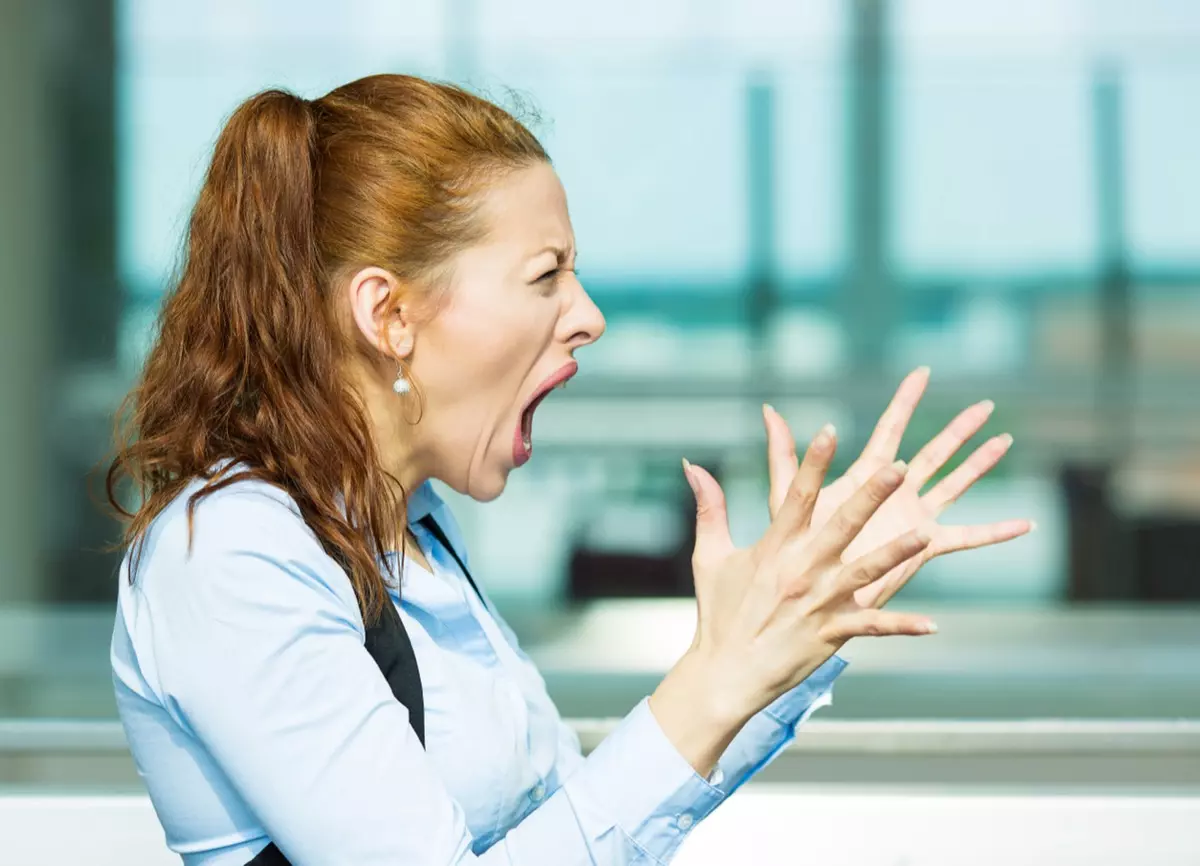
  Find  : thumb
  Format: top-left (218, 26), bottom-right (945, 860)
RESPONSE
top-left (683, 459), bottom-right (734, 561)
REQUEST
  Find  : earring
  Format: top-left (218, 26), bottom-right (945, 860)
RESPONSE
top-left (392, 363), bottom-right (411, 395)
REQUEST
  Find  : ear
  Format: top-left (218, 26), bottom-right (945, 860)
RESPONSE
top-left (346, 266), bottom-right (415, 360)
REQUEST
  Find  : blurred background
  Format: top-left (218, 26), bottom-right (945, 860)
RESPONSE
top-left (1, 0), bottom-right (1199, 862)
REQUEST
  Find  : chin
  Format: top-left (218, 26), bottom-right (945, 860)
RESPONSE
top-left (450, 464), bottom-right (509, 503)
top-left (468, 476), bottom-right (508, 503)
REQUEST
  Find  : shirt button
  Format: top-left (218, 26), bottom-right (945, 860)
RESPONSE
top-left (707, 767), bottom-right (725, 786)
top-left (530, 781), bottom-right (546, 802)
top-left (676, 813), bottom-right (695, 830)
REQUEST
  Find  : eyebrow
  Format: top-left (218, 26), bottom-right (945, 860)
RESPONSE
top-left (530, 244), bottom-right (574, 264)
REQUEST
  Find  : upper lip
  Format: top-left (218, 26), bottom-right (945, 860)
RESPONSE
top-left (521, 361), bottom-right (578, 414)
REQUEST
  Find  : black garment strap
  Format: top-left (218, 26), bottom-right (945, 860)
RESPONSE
top-left (417, 514), bottom-right (485, 606)
top-left (247, 515), bottom-right (475, 865)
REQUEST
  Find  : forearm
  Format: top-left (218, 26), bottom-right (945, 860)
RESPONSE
top-left (649, 648), bottom-right (845, 781)
top-left (647, 647), bottom-right (758, 776)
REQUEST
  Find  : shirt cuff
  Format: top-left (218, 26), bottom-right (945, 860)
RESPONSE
top-left (763, 654), bottom-right (848, 727)
top-left (562, 697), bottom-right (724, 863)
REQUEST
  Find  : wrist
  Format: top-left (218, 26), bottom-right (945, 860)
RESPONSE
top-left (648, 647), bottom-right (758, 776)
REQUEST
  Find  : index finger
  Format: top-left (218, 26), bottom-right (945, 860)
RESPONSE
top-left (761, 423), bottom-right (837, 551)
top-left (859, 367), bottom-right (930, 463)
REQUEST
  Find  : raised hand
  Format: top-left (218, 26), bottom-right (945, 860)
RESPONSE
top-left (687, 428), bottom-right (935, 702)
top-left (762, 367), bottom-right (1032, 610)
top-left (649, 426), bottom-right (947, 776)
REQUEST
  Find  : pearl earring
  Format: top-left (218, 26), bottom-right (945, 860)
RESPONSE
top-left (392, 365), bottom-right (411, 395)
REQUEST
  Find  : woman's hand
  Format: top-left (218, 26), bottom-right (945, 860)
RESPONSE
top-left (649, 428), bottom-right (937, 775)
top-left (763, 367), bottom-right (1032, 609)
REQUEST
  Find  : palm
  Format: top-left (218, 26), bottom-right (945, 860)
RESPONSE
top-left (764, 368), bottom-right (1031, 610)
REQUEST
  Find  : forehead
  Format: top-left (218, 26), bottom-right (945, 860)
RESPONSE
top-left (472, 162), bottom-right (573, 253)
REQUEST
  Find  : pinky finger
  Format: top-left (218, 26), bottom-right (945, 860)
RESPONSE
top-left (822, 610), bottom-right (939, 643)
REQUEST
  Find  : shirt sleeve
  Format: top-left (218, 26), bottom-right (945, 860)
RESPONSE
top-left (141, 490), bottom-right (768, 865)
top-left (703, 655), bottom-right (847, 795)
top-left (485, 598), bottom-right (846, 863)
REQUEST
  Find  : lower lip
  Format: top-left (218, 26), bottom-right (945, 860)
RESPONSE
top-left (512, 362), bottom-right (577, 467)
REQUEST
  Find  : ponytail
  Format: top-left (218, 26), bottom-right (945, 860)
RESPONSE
top-left (196, 90), bottom-right (322, 356)
top-left (110, 89), bottom-right (397, 619)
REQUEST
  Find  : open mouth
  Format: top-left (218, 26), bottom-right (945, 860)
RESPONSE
top-left (513, 361), bottom-right (577, 467)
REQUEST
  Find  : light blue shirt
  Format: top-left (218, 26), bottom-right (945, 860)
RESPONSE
top-left (112, 476), bottom-right (846, 864)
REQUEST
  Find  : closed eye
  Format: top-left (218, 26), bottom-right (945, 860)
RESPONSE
top-left (534, 267), bottom-right (577, 293)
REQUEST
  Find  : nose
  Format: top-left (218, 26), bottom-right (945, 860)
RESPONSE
top-left (560, 273), bottom-right (606, 349)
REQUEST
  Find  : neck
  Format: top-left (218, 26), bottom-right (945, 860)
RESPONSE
top-left (355, 368), bottom-right (432, 500)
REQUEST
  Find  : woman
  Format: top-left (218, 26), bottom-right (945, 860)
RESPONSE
top-left (108, 75), bottom-right (1028, 865)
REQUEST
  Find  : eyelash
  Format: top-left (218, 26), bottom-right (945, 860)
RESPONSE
top-left (535, 267), bottom-right (577, 291)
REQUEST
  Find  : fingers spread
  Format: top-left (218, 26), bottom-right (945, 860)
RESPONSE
top-left (907, 400), bottom-right (995, 487)
top-left (923, 433), bottom-right (1013, 513)
top-left (764, 404), bottom-right (799, 521)
top-left (763, 423), bottom-right (837, 549)
top-left (859, 367), bottom-right (930, 464)
top-left (822, 609), bottom-right (938, 643)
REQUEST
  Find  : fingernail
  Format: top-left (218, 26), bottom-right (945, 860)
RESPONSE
top-left (892, 459), bottom-right (908, 473)
top-left (763, 403), bottom-right (776, 419)
top-left (681, 458), bottom-right (700, 496)
top-left (979, 399), bottom-right (995, 414)
top-left (998, 432), bottom-right (1014, 447)
top-left (924, 621), bottom-right (939, 634)
top-left (819, 422), bottom-right (836, 440)
top-left (1029, 520), bottom-right (1039, 532)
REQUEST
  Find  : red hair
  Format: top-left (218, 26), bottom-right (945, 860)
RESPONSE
top-left (108, 75), bottom-right (547, 617)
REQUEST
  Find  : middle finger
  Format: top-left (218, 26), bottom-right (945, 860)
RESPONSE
top-left (801, 461), bottom-right (909, 566)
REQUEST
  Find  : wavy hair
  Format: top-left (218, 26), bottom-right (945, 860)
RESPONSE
top-left (108, 75), bottom-right (547, 618)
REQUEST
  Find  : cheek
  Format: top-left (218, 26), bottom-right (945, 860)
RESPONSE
top-left (418, 310), bottom-right (535, 413)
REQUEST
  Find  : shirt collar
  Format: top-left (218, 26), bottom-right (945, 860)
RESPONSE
top-left (405, 481), bottom-right (442, 526)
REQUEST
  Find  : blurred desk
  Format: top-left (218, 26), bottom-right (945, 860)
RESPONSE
top-left (522, 601), bottom-right (1200, 720)
top-left (2, 602), bottom-right (1199, 792)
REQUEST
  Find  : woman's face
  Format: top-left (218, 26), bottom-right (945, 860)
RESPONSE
top-left (399, 162), bottom-right (605, 500)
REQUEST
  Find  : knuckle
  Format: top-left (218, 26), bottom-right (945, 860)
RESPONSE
top-left (786, 481), bottom-right (814, 505)
top-left (830, 513), bottom-right (854, 537)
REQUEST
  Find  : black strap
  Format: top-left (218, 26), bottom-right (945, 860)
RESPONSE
top-left (247, 515), bottom-right (475, 865)
top-left (417, 515), bottom-right (485, 606)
